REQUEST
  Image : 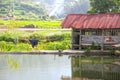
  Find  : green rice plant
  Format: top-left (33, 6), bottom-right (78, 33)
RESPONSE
top-left (0, 22), bottom-right (4, 25)
top-left (0, 41), bottom-right (14, 52)
top-left (0, 41), bottom-right (32, 52)
top-left (11, 43), bottom-right (32, 52)
top-left (0, 31), bottom-right (23, 43)
top-left (62, 32), bottom-right (71, 40)
top-left (43, 40), bottom-right (70, 50)
top-left (0, 20), bottom-right (61, 28)
top-left (0, 30), bottom-right (71, 51)
top-left (0, 20), bottom-right (9, 25)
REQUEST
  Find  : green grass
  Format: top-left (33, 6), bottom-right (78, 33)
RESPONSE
top-left (0, 20), bottom-right (70, 52)
top-left (0, 30), bottom-right (71, 52)
top-left (0, 20), bottom-right (61, 28)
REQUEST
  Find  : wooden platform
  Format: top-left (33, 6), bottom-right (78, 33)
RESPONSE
top-left (0, 50), bottom-right (120, 56)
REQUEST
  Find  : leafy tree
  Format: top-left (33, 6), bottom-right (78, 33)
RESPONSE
top-left (113, 0), bottom-right (120, 12)
top-left (88, 0), bottom-right (120, 13)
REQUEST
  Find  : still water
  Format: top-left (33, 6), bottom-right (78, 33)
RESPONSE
top-left (0, 54), bottom-right (120, 80)
top-left (0, 55), bottom-right (71, 80)
top-left (71, 56), bottom-right (120, 80)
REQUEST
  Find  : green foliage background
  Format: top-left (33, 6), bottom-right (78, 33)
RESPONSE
top-left (88, 0), bottom-right (120, 13)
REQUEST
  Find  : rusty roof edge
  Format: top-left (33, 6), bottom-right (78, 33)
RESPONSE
top-left (61, 13), bottom-right (120, 29)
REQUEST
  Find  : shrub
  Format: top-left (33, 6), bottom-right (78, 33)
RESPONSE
top-left (29, 33), bottom-right (45, 40)
top-left (22, 24), bottom-right (37, 28)
top-left (0, 32), bottom-right (15, 43)
top-left (46, 34), bottom-right (64, 42)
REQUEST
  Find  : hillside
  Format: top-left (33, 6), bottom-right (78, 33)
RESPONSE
top-left (0, 1), bottom-right (47, 20)
top-left (0, 0), bottom-right (90, 20)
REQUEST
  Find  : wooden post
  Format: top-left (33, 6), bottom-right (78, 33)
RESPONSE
top-left (101, 29), bottom-right (104, 50)
top-left (71, 28), bottom-right (74, 50)
top-left (79, 29), bottom-right (82, 50)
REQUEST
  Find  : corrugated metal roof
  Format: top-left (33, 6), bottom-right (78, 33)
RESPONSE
top-left (61, 13), bottom-right (120, 29)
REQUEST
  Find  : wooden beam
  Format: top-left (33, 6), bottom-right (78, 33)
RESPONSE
top-left (0, 50), bottom-right (119, 56)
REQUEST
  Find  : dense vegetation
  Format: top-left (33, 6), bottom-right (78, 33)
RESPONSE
top-left (0, 30), bottom-right (71, 52)
top-left (88, 0), bottom-right (120, 13)
top-left (0, 1), bottom-right (47, 20)
top-left (0, 19), bottom-right (69, 52)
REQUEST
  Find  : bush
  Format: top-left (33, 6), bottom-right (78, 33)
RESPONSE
top-left (23, 24), bottom-right (37, 28)
top-left (45, 31), bottom-right (70, 42)
top-left (29, 33), bottom-right (45, 40)
top-left (46, 34), bottom-right (64, 42)
top-left (0, 32), bottom-right (15, 43)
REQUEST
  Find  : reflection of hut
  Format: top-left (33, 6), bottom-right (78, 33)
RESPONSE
top-left (71, 56), bottom-right (120, 80)
top-left (61, 13), bottom-right (120, 50)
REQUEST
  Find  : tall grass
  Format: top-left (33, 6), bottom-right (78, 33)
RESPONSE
top-left (0, 20), bottom-right (61, 28)
top-left (0, 30), bottom-right (71, 51)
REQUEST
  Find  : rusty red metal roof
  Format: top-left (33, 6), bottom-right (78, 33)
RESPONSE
top-left (61, 13), bottom-right (120, 29)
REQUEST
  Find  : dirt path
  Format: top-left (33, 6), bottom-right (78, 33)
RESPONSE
top-left (0, 28), bottom-right (71, 31)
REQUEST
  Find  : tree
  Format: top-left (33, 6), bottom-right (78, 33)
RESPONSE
top-left (88, 0), bottom-right (120, 13)
top-left (113, 0), bottom-right (120, 12)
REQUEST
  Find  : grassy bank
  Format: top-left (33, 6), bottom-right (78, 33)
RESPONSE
top-left (0, 30), bottom-right (71, 52)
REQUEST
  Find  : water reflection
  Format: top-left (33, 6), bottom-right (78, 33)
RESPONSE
top-left (0, 55), bottom-right (71, 80)
top-left (71, 56), bottom-right (120, 80)
top-left (0, 54), bottom-right (120, 80)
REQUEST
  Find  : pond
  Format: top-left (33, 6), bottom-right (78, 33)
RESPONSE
top-left (0, 55), bottom-right (71, 80)
top-left (0, 54), bottom-right (120, 80)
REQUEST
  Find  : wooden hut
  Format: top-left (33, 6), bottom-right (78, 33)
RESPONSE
top-left (61, 13), bottom-right (120, 50)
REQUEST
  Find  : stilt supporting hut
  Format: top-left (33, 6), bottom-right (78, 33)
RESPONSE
top-left (61, 13), bottom-right (120, 50)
